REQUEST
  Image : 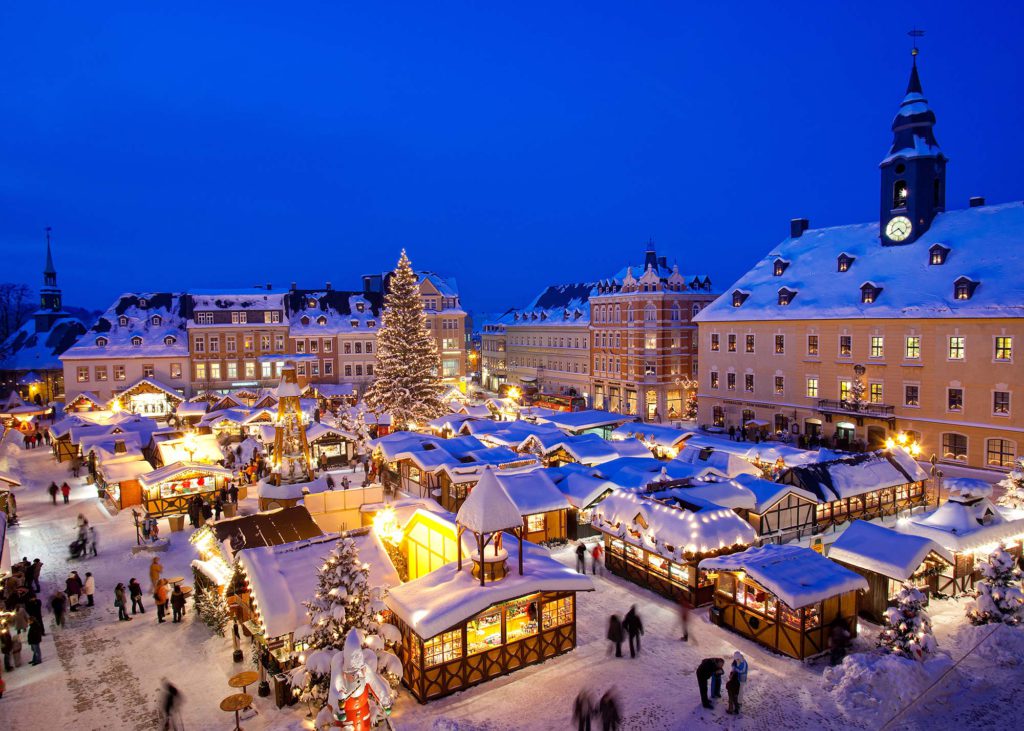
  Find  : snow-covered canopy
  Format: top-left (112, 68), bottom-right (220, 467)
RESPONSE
top-left (546, 465), bottom-right (616, 509)
top-left (98, 459), bottom-right (153, 483)
top-left (595, 456), bottom-right (717, 491)
top-left (593, 489), bottom-right (755, 559)
top-left (900, 494), bottom-right (1024, 555)
top-left (534, 409), bottom-right (636, 434)
top-left (682, 435), bottom-right (822, 467)
top-left (461, 419), bottom-right (563, 448)
top-left (492, 470), bottom-right (567, 516)
top-left (385, 537), bottom-right (592, 640)
top-left (674, 445), bottom-right (763, 479)
top-left (730, 473), bottom-right (818, 513)
top-left (522, 432), bottom-right (651, 465)
top-left (828, 520), bottom-right (946, 581)
top-left (456, 467), bottom-right (523, 534)
top-left (138, 461), bottom-right (232, 489)
top-left (611, 422), bottom-right (693, 449)
top-left (779, 449), bottom-right (928, 503)
top-left (699, 544), bottom-right (868, 609)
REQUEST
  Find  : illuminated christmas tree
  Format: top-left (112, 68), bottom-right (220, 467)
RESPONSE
top-left (878, 583), bottom-right (937, 659)
top-left (968, 545), bottom-right (1024, 626)
top-left (997, 458), bottom-right (1024, 511)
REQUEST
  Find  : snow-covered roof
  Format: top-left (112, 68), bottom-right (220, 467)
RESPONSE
top-left (61, 292), bottom-right (189, 360)
top-left (175, 401), bottom-right (210, 417)
top-left (155, 432), bottom-right (224, 465)
top-left (305, 423), bottom-right (355, 443)
top-left (257, 476), bottom-right (329, 501)
top-left (385, 537), bottom-right (592, 639)
top-left (210, 505), bottom-right (324, 559)
top-left (0, 314), bottom-right (87, 371)
top-left (284, 289), bottom-right (383, 335)
top-left (115, 376), bottom-right (184, 404)
top-left (139, 461), bottom-right (232, 488)
top-left (780, 449), bottom-right (928, 503)
top-left (593, 489), bottom-right (756, 560)
top-left (730, 473), bottom-right (818, 513)
top-left (649, 482), bottom-right (756, 512)
top-left (500, 281), bottom-right (597, 329)
top-left (456, 467), bottom-right (523, 534)
top-left (546, 466), bottom-right (616, 509)
top-left (535, 409), bottom-right (636, 433)
top-left (524, 432), bottom-right (651, 465)
top-left (0, 471), bottom-right (22, 487)
top-left (695, 202), bottom-right (1024, 322)
top-left (611, 423), bottom-right (693, 449)
top-left (674, 445), bottom-right (763, 478)
top-left (828, 520), bottom-right (946, 581)
top-left (595, 456), bottom-right (714, 491)
top-left (493, 470), bottom-right (567, 516)
top-left (900, 495), bottom-right (1024, 555)
top-left (681, 434), bottom-right (821, 467)
top-left (98, 459), bottom-right (154, 483)
top-left (699, 544), bottom-right (869, 609)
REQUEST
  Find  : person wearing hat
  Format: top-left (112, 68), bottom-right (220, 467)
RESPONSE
top-left (731, 651), bottom-right (748, 709)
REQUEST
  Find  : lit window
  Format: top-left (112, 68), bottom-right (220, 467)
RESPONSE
top-left (727, 373), bottom-right (736, 391)
top-left (170, 363), bottom-right (182, 379)
top-left (986, 439), bottom-right (1015, 468)
top-left (745, 335), bottom-right (755, 353)
top-left (807, 335), bottom-right (819, 356)
top-left (948, 388), bottom-right (963, 411)
top-left (710, 334), bottom-right (720, 352)
top-left (941, 433), bottom-right (967, 461)
top-left (995, 336), bottom-right (1013, 361)
top-left (710, 371), bottom-right (719, 389)
top-left (837, 254), bottom-right (854, 272)
top-left (727, 334), bottom-right (736, 353)
top-left (994, 391), bottom-right (1010, 415)
top-left (905, 336), bottom-right (921, 359)
top-left (77, 367), bottom-right (89, 383)
top-left (774, 376), bottom-right (784, 395)
top-left (839, 335), bottom-right (852, 357)
top-left (839, 380), bottom-right (852, 402)
top-left (195, 363), bottom-right (206, 380)
top-left (806, 377), bottom-right (818, 398)
top-left (870, 336), bottom-right (884, 358)
top-left (948, 336), bottom-right (965, 360)
top-left (905, 385), bottom-right (920, 407)
top-left (526, 514), bottom-right (546, 533)
top-left (869, 383), bottom-right (883, 403)
top-left (744, 374), bottom-right (754, 392)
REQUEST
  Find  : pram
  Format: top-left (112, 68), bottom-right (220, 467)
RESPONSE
top-left (69, 537), bottom-right (87, 559)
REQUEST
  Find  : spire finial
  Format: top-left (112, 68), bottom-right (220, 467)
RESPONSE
top-left (908, 28), bottom-right (925, 58)
top-left (44, 226), bottom-right (56, 276)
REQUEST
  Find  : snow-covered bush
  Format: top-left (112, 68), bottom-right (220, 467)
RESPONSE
top-left (878, 583), bottom-right (937, 659)
top-left (289, 534), bottom-right (402, 708)
top-left (967, 545), bottom-right (1024, 626)
top-left (997, 458), bottom-right (1024, 511)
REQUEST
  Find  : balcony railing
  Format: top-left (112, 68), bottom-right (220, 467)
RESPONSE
top-left (817, 399), bottom-right (895, 418)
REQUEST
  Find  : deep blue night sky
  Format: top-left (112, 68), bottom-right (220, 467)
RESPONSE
top-left (2, 2), bottom-right (1022, 319)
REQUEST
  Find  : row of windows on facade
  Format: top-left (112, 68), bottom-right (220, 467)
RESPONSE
top-left (77, 364), bottom-right (180, 383)
top-left (423, 297), bottom-right (459, 311)
top-left (737, 275), bottom-right (975, 309)
top-left (709, 333), bottom-right (1013, 362)
top-left (95, 334), bottom-right (180, 348)
top-left (508, 335), bottom-right (586, 349)
top-left (707, 370), bottom-right (1012, 415)
top-left (593, 332), bottom-right (692, 350)
top-left (193, 311), bottom-right (282, 325)
top-left (770, 242), bottom-right (954, 281)
top-left (593, 302), bottom-right (703, 324)
top-left (296, 315), bottom-right (377, 328)
top-left (594, 356), bottom-right (698, 378)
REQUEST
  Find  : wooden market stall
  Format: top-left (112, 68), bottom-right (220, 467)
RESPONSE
top-left (385, 471), bottom-right (593, 703)
top-left (64, 391), bottom-right (105, 413)
top-left (828, 520), bottom-right (951, 623)
top-left (592, 489), bottom-right (756, 606)
top-left (305, 422), bottom-right (356, 469)
top-left (700, 544), bottom-right (868, 660)
top-left (138, 462), bottom-right (233, 518)
top-left (547, 467), bottom-right (615, 540)
top-left (96, 458), bottom-right (153, 510)
top-left (113, 376), bottom-right (184, 418)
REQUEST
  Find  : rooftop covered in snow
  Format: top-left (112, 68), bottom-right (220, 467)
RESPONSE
top-left (828, 520), bottom-right (945, 581)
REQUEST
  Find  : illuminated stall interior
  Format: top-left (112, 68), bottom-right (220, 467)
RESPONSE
top-left (138, 462), bottom-right (232, 518)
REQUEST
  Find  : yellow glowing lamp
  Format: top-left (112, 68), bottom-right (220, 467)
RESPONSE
top-left (111, 399), bottom-right (122, 413)
top-left (507, 386), bottom-right (521, 401)
top-left (896, 433), bottom-right (908, 445)
top-left (884, 438), bottom-right (896, 450)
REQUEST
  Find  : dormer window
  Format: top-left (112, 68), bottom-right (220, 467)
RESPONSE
top-left (151, 315), bottom-right (162, 326)
top-left (367, 320), bottom-right (376, 328)
top-left (860, 283), bottom-right (882, 304)
top-left (95, 337), bottom-right (108, 347)
top-left (139, 298), bottom-right (147, 307)
top-left (300, 316), bottom-right (310, 326)
top-left (778, 287), bottom-right (797, 306)
top-left (131, 336), bottom-right (143, 347)
top-left (163, 335), bottom-right (176, 346)
top-left (731, 290), bottom-right (749, 308)
top-left (929, 243), bottom-right (950, 265)
top-left (118, 316), bottom-right (129, 327)
top-left (772, 259), bottom-right (789, 277)
top-left (953, 276), bottom-right (978, 301)
top-left (350, 319), bottom-right (359, 327)
top-left (307, 298), bottom-right (318, 308)
top-left (837, 253), bottom-right (855, 272)
top-left (317, 315), bottom-right (327, 326)
top-left (355, 302), bottom-right (365, 313)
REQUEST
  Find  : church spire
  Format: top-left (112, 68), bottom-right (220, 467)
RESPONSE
top-left (39, 227), bottom-right (62, 313)
top-left (44, 226), bottom-right (56, 279)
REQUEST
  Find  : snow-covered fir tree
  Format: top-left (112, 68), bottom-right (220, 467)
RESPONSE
top-left (289, 536), bottom-right (403, 708)
top-left (967, 545), bottom-right (1024, 626)
top-left (364, 250), bottom-right (445, 430)
top-left (879, 583), bottom-right (937, 659)
top-left (997, 458), bottom-right (1024, 511)
top-left (353, 408), bottom-right (372, 459)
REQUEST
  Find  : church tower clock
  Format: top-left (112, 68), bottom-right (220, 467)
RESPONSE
top-left (879, 50), bottom-right (946, 245)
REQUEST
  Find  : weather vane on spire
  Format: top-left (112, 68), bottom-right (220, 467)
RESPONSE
top-left (908, 28), bottom-right (925, 57)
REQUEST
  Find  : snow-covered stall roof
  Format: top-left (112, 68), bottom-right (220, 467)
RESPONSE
top-left (593, 489), bottom-right (755, 559)
top-left (48, 415), bottom-right (87, 440)
top-left (535, 409), bottom-right (636, 433)
top-left (238, 530), bottom-right (399, 640)
top-left (385, 537), bottom-right (592, 639)
top-left (155, 432), bottom-right (224, 465)
top-left (547, 466), bottom-right (616, 509)
top-left (699, 544), bottom-right (869, 609)
top-left (462, 419), bottom-right (563, 447)
top-left (115, 376), bottom-right (184, 404)
top-left (305, 423), bottom-right (355, 444)
top-left (828, 520), bottom-right (945, 581)
top-left (611, 422), bottom-right (693, 450)
top-left (779, 449), bottom-right (928, 503)
top-left (900, 495), bottom-right (1024, 554)
top-left (456, 467), bottom-right (523, 534)
top-left (139, 462), bottom-right (233, 489)
top-left (98, 459), bottom-right (153, 483)
top-left (428, 413), bottom-right (477, 433)
top-left (649, 482), bottom-right (757, 512)
top-left (493, 470), bottom-right (567, 516)
top-left (175, 401), bottom-right (210, 418)
top-left (595, 457), bottom-right (714, 491)
top-left (693, 201), bottom-right (1024, 323)
top-left (730, 473), bottom-right (818, 513)
top-left (211, 505), bottom-right (324, 559)
top-left (674, 445), bottom-right (762, 478)
top-left (0, 471), bottom-right (22, 487)
top-left (458, 404), bottom-right (492, 419)
top-left (682, 435), bottom-right (821, 467)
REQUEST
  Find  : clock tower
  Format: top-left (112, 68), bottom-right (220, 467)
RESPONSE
top-left (879, 50), bottom-right (946, 245)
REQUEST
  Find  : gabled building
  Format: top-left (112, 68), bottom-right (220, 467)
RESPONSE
top-left (694, 52), bottom-right (1023, 471)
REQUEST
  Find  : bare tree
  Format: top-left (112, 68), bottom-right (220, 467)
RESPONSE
top-left (0, 282), bottom-right (35, 344)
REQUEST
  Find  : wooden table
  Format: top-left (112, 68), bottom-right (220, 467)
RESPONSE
top-left (228, 670), bottom-right (260, 695)
top-left (220, 693), bottom-right (252, 731)
top-left (166, 575), bottom-right (185, 587)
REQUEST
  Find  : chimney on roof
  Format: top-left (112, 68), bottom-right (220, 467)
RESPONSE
top-left (325, 281), bottom-right (332, 291)
top-left (790, 218), bottom-right (810, 238)
top-left (969, 196), bottom-right (985, 208)
top-left (266, 282), bottom-right (272, 290)
top-left (290, 281), bottom-right (297, 291)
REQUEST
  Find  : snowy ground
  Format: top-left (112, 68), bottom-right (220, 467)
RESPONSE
top-left (2, 439), bottom-right (1022, 730)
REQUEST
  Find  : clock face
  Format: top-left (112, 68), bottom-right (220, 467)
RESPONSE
top-left (885, 216), bottom-right (912, 242)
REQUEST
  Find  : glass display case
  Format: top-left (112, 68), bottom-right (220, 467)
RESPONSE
top-left (504, 597), bottom-right (539, 643)
top-left (467, 607), bottom-right (502, 655)
top-left (542, 597), bottom-right (573, 629)
top-left (423, 630), bottom-right (463, 667)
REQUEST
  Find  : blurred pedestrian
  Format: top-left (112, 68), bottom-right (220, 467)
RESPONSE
top-left (50, 590), bottom-right (67, 627)
top-left (170, 585), bottom-right (186, 623)
top-left (129, 578), bottom-right (145, 614)
top-left (27, 616), bottom-right (43, 665)
top-left (160, 679), bottom-right (182, 731)
top-left (572, 688), bottom-right (594, 731)
top-left (114, 583), bottom-right (131, 621)
top-left (622, 605), bottom-right (644, 658)
top-left (591, 543), bottom-right (603, 576)
top-left (607, 614), bottom-right (623, 658)
top-left (679, 597), bottom-right (690, 642)
top-left (599, 688), bottom-right (621, 731)
top-left (576, 542), bottom-right (586, 573)
top-left (84, 572), bottom-right (95, 607)
top-left (60, 482), bottom-right (71, 504)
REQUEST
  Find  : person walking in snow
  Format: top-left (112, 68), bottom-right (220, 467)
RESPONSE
top-left (572, 688), bottom-right (594, 731)
top-left (696, 657), bottom-right (724, 709)
top-left (170, 585), bottom-right (186, 623)
top-left (731, 651), bottom-right (748, 708)
top-left (88, 526), bottom-right (99, 557)
top-left (607, 614), bottom-right (624, 658)
top-left (599, 689), bottom-right (621, 731)
top-left (29, 558), bottom-right (42, 593)
top-left (129, 578), bottom-right (145, 614)
top-left (50, 590), bottom-right (67, 628)
top-left (576, 542), bottom-right (587, 574)
top-left (160, 679), bottom-right (182, 731)
top-left (27, 615), bottom-right (43, 665)
top-left (154, 579), bottom-right (169, 624)
top-left (114, 583), bottom-right (131, 622)
top-left (84, 572), bottom-right (95, 607)
top-left (48, 482), bottom-right (58, 505)
top-left (60, 482), bottom-right (70, 504)
top-left (65, 572), bottom-right (82, 612)
top-left (149, 557), bottom-right (164, 593)
top-left (591, 543), bottom-right (604, 576)
top-left (25, 595), bottom-right (43, 636)
top-left (622, 605), bottom-right (644, 658)
top-left (679, 597), bottom-right (691, 642)
top-left (13, 605), bottom-right (29, 635)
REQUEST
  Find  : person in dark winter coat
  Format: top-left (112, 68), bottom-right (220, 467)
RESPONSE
top-left (213, 496), bottom-right (223, 521)
top-left (607, 614), bottom-right (624, 658)
top-left (48, 482), bottom-right (59, 505)
top-left (696, 657), bottom-right (724, 709)
top-left (228, 484), bottom-right (239, 503)
top-left (27, 616), bottom-right (43, 665)
top-left (50, 591), bottom-right (67, 627)
top-left (726, 670), bottom-right (741, 715)
top-left (622, 605), bottom-right (644, 658)
top-left (129, 578), bottom-right (145, 614)
top-left (599, 689), bottom-right (621, 731)
top-left (200, 500), bottom-right (212, 524)
top-left (114, 583), bottom-right (131, 621)
top-left (25, 595), bottom-right (44, 636)
top-left (66, 572), bottom-right (83, 611)
top-left (1, 627), bottom-right (13, 671)
top-left (160, 680), bottom-right (182, 731)
top-left (29, 558), bottom-right (42, 592)
top-left (829, 618), bottom-right (851, 666)
top-left (576, 542), bottom-right (587, 573)
top-left (572, 689), bottom-right (594, 731)
top-left (170, 586), bottom-right (186, 623)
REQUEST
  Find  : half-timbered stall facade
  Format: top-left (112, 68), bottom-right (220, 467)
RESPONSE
top-left (138, 462), bottom-right (233, 518)
top-left (828, 520), bottom-right (951, 623)
top-left (385, 470), bottom-right (592, 703)
top-left (700, 544), bottom-right (867, 660)
top-left (114, 376), bottom-right (184, 417)
top-left (777, 447), bottom-right (930, 536)
top-left (727, 474), bottom-right (820, 545)
top-left (64, 391), bottom-right (106, 413)
top-left (592, 490), bottom-right (756, 606)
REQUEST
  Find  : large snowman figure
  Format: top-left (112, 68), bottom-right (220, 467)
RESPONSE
top-left (326, 629), bottom-right (393, 730)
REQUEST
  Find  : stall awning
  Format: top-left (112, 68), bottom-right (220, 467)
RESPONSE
top-left (139, 461), bottom-right (233, 489)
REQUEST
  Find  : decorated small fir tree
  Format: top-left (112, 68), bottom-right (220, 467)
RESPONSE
top-left (683, 391), bottom-right (698, 421)
top-left (289, 536), bottom-right (403, 709)
top-left (849, 376), bottom-right (866, 411)
top-left (967, 545), bottom-right (1024, 626)
top-left (997, 458), bottom-right (1024, 511)
top-left (878, 583), bottom-right (937, 659)
top-left (364, 250), bottom-right (446, 430)
top-left (191, 566), bottom-right (232, 637)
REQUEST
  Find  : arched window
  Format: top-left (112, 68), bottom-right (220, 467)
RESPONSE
top-left (893, 180), bottom-right (908, 209)
top-left (986, 438), bottom-right (1016, 468)
top-left (692, 303), bottom-right (701, 317)
top-left (614, 305), bottom-right (621, 322)
top-left (671, 304), bottom-right (681, 322)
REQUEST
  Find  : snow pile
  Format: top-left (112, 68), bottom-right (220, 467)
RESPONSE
top-left (824, 650), bottom-right (955, 726)
top-left (954, 623), bottom-right (1024, 667)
